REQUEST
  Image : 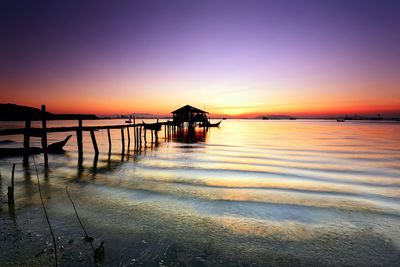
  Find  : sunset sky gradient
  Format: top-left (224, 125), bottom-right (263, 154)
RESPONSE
top-left (1, 0), bottom-right (399, 117)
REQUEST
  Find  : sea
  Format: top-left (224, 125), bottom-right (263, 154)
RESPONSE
top-left (0, 119), bottom-right (399, 266)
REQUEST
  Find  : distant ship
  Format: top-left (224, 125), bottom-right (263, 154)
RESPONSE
top-left (262, 115), bottom-right (296, 120)
top-left (125, 115), bottom-right (134, 124)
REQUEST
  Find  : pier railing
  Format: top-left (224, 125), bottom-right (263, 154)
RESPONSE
top-left (0, 105), bottom-right (179, 167)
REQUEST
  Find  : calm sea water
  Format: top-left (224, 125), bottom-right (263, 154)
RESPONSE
top-left (1, 119), bottom-right (400, 266)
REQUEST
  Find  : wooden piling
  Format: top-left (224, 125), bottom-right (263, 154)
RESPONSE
top-left (23, 119), bottom-right (31, 165)
top-left (144, 128), bottom-right (147, 143)
top-left (127, 127), bottom-right (130, 148)
top-left (107, 128), bottom-right (112, 152)
top-left (155, 128), bottom-right (158, 143)
top-left (41, 105), bottom-right (48, 168)
top-left (90, 130), bottom-right (99, 155)
top-left (138, 127), bottom-right (140, 147)
top-left (133, 127), bottom-right (137, 148)
top-left (77, 119), bottom-right (83, 160)
top-left (139, 127), bottom-right (142, 146)
top-left (121, 128), bottom-right (125, 150)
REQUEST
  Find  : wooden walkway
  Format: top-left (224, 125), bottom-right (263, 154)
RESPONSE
top-left (0, 105), bottom-right (180, 167)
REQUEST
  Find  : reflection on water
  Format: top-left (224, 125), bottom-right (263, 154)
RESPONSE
top-left (1, 119), bottom-right (400, 266)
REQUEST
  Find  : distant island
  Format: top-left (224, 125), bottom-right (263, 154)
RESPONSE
top-left (258, 115), bottom-right (296, 120)
top-left (0, 104), bottom-right (98, 121)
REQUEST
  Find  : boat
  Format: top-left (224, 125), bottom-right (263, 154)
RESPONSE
top-left (125, 116), bottom-right (133, 123)
top-left (142, 121), bottom-right (162, 131)
top-left (198, 121), bottom-right (221, 127)
top-left (125, 115), bottom-right (135, 124)
top-left (47, 135), bottom-right (72, 152)
top-left (0, 135), bottom-right (72, 157)
top-left (337, 119), bottom-right (345, 122)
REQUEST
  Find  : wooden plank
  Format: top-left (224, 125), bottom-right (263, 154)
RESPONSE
top-left (0, 121), bottom-right (172, 136)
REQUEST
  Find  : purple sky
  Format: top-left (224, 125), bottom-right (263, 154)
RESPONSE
top-left (1, 0), bottom-right (399, 116)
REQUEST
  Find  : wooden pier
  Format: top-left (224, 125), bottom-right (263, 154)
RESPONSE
top-left (0, 105), bottom-right (182, 166)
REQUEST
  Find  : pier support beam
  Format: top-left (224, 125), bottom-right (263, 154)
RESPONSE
top-left (41, 105), bottom-right (48, 168)
top-left (77, 119), bottom-right (83, 161)
top-left (139, 126), bottom-right (142, 147)
top-left (107, 128), bottom-right (112, 152)
top-left (23, 119), bottom-right (31, 165)
top-left (127, 127), bottom-right (130, 149)
top-left (90, 130), bottom-right (99, 155)
top-left (121, 128), bottom-right (125, 152)
top-left (133, 127), bottom-right (136, 147)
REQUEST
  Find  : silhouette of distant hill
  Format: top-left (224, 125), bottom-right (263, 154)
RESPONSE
top-left (0, 104), bottom-right (98, 121)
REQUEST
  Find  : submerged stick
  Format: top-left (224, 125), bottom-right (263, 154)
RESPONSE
top-left (32, 155), bottom-right (58, 267)
top-left (66, 186), bottom-right (104, 264)
top-left (65, 186), bottom-right (95, 250)
top-left (9, 163), bottom-right (16, 205)
top-left (8, 163), bottom-right (15, 205)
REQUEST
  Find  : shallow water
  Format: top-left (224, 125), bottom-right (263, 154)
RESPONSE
top-left (1, 119), bottom-right (400, 266)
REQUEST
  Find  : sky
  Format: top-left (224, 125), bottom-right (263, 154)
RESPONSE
top-left (1, 0), bottom-right (399, 117)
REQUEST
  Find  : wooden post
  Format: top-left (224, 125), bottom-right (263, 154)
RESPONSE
top-left (164, 125), bottom-right (167, 139)
top-left (23, 119), bottom-right (31, 165)
top-left (90, 130), bottom-right (99, 155)
top-left (77, 119), bottom-right (83, 161)
top-left (41, 105), bottom-right (48, 168)
top-left (121, 128), bottom-right (125, 151)
top-left (135, 127), bottom-right (138, 147)
top-left (107, 128), bottom-right (112, 152)
top-left (151, 130), bottom-right (153, 143)
top-left (133, 127), bottom-right (136, 147)
top-left (155, 128), bottom-right (158, 143)
top-left (137, 127), bottom-right (140, 147)
top-left (139, 127), bottom-right (142, 146)
top-left (144, 128), bottom-right (147, 143)
top-left (127, 126), bottom-right (130, 148)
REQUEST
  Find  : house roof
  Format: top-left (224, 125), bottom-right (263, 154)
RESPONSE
top-left (171, 105), bottom-right (209, 114)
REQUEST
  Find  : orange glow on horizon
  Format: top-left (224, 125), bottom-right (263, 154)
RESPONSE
top-left (2, 80), bottom-right (399, 117)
